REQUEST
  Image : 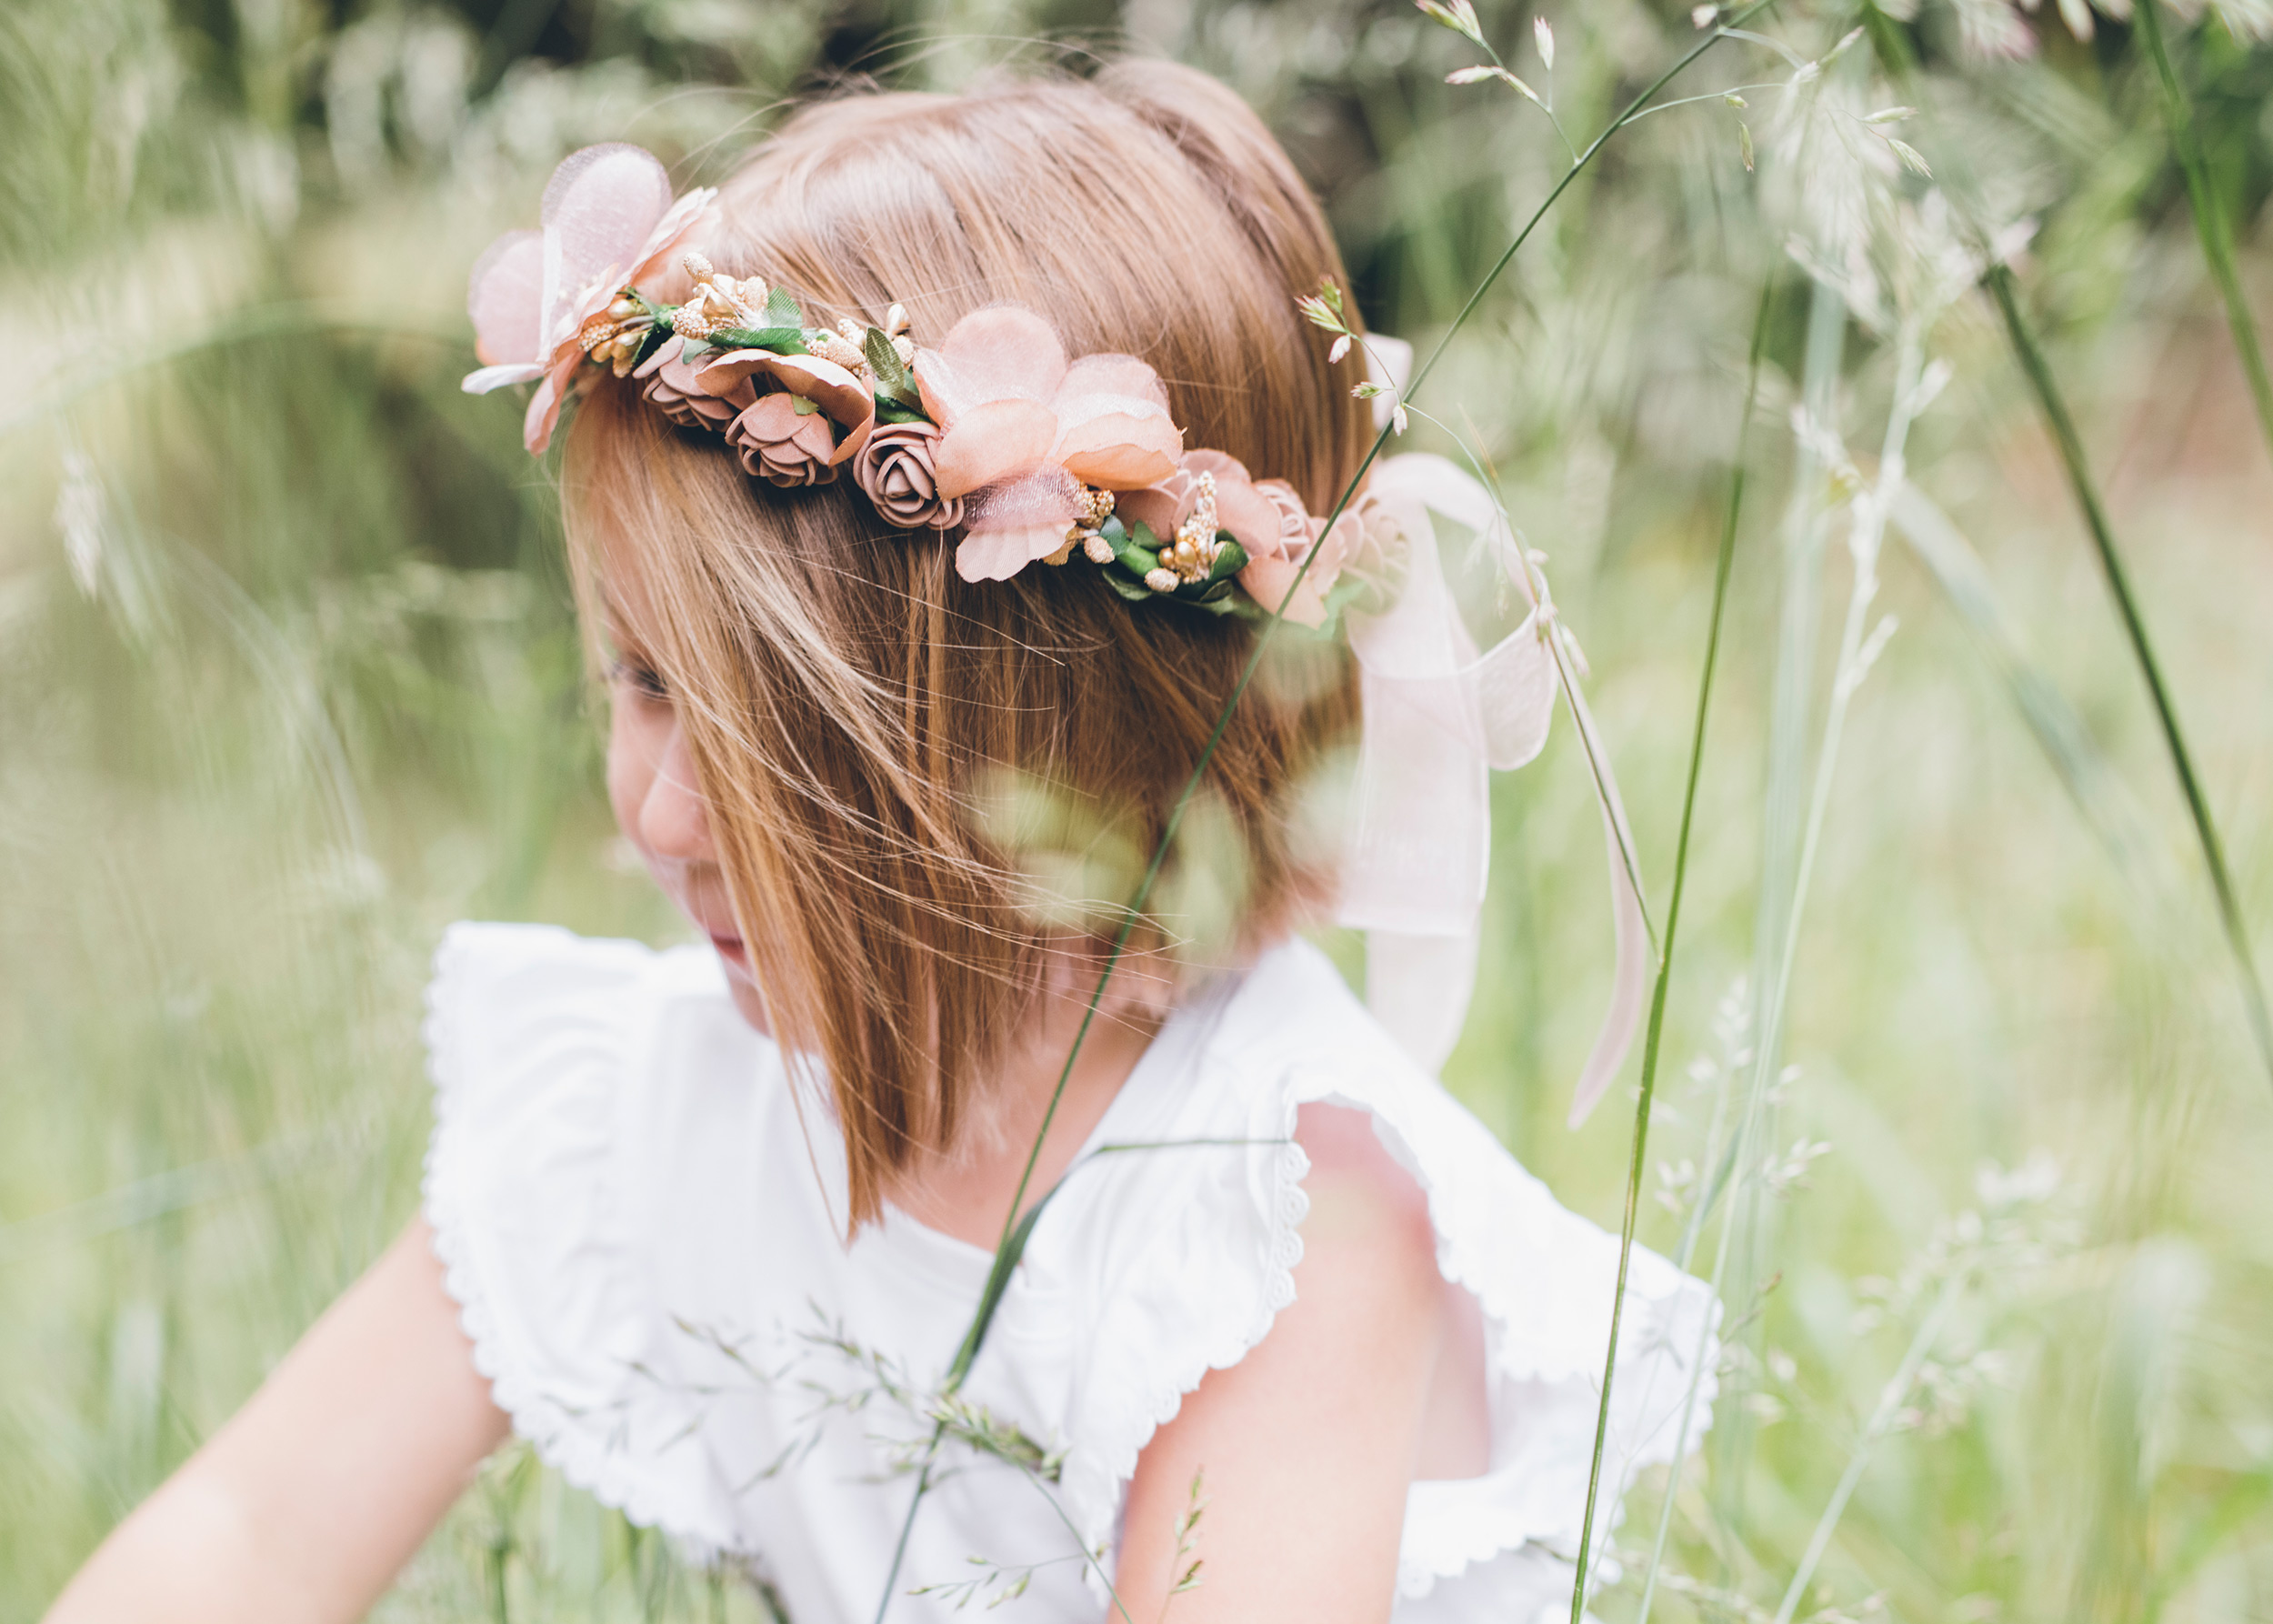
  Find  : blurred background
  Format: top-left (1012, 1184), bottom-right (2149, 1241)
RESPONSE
top-left (3, 0), bottom-right (2271, 1618)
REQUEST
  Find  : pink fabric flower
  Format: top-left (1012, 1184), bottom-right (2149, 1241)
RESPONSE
top-left (854, 421), bottom-right (963, 529)
top-left (726, 395), bottom-right (841, 486)
top-left (463, 144), bottom-right (718, 455)
top-left (633, 336), bottom-right (745, 430)
top-left (1120, 451), bottom-right (1351, 626)
top-left (911, 306), bottom-right (1184, 583)
top-left (696, 348), bottom-right (876, 469)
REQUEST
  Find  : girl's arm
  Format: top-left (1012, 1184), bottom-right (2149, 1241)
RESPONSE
top-left (1112, 1104), bottom-right (1458, 1624)
top-left (44, 1219), bottom-right (508, 1624)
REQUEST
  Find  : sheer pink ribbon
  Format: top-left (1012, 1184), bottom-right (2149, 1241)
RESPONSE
top-left (1337, 372), bottom-right (1647, 1126)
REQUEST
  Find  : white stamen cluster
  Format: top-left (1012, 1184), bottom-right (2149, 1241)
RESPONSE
top-left (810, 305), bottom-right (916, 378)
top-left (668, 252), bottom-right (766, 339)
top-left (1064, 487), bottom-right (1117, 565)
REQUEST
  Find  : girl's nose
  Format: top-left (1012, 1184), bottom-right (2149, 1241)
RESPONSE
top-left (639, 722), bottom-right (716, 862)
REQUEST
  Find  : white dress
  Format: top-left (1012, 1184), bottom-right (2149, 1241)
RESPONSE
top-left (423, 922), bottom-right (1717, 1624)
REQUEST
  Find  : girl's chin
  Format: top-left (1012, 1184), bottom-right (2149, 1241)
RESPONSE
top-left (725, 973), bottom-right (773, 1036)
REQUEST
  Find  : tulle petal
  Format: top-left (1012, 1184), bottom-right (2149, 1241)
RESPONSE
top-left (964, 468), bottom-right (1083, 534)
top-left (914, 306), bottom-right (1068, 425)
top-left (1181, 449), bottom-right (1251, 483)
top-left (1055, 413), bottom-right (1184, 490)
top-left (934, 400), bottom-right (1060, 498)
top-left (468, 230), bottom-right (544, 367)
top-left (1209, 475), bottom-right (1287, 556)
top-left (955, 525), bottom-right (1061, 583)
top-left (536, 145), bottom-right (675, 357)
top-left (1053, 352), bottom-right (1171, 415)
top-left (626, 187), bottom-right (719, 296)
top-left (523, 372), bottom-right (562, 456)
top-left (462, 362), bottom-right (544, 396)
top-left (539, 145), bottom-right (671, 307)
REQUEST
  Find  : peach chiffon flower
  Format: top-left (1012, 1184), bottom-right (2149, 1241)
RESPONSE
top-left (464, 145), bottom-right (717, 454)
top-left (912, 306), bottom-right (1183, 583)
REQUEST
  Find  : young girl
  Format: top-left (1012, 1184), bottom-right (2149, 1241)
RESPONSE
top-left (46, 63), bottom-right (1713, 1624)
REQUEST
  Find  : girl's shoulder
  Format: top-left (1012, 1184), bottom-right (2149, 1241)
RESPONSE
top-left (1039, 939), bottom-right (1722, 1607)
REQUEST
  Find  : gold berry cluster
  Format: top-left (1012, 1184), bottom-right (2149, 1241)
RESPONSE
top-left (578, 296), bottom-right (656, 376)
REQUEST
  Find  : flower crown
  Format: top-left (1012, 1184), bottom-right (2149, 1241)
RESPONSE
top-left (463, 142), bottom-right (1657, 1125)
top-left (464, 143), bottom-right (1380, 622)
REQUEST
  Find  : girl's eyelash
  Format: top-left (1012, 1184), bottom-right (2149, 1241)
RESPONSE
top-left (608, 657), bottom-right (670, 700)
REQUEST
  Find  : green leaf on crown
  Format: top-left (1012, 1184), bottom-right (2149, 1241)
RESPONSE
top-left (766, 286), bottom-right (804, 329)
top-left (710, 325), bottom-right (810, 356)
top-left (1203, 536), bottom-right (1249, 585)
top-left (1101, 568), bottom-right (1156, 602)
top-left (874, 398), bottom-right (931, 426)
top-left (627, 322), bottom-right (674, 371)
top-left (1108, 517), bottom-right (1160, 576)
top-left (864, 326), bottom-right (923, 408)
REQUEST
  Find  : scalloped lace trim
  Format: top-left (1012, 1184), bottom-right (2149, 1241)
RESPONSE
top-left (1062, 1055), bottom-right (1718, 1606)
top-left (418, 924), bottom-right (735, 1560)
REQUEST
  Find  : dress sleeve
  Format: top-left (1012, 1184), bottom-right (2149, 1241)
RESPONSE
top-left (1055, 945), bottom-right (1720, 1606)
top-left (420, 920), bottom-right (742, 1556)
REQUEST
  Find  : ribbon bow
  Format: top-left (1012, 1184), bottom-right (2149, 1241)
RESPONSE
top-left (1337, 350), bottom-right (1647, 1127)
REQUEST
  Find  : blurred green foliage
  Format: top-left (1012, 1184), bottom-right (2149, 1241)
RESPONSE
top-left (3, 0), bottom-right (2272, 1620)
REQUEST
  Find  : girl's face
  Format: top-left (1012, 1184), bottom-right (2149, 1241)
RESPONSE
top-left (600, 548), bottom-right (770, 1034)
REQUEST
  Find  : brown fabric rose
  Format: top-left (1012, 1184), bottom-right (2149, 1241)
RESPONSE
top-left (726, 392), bottom-right (842, 487)
top-left (697, 349), bottom-right (874, 469)
top-left (853, 421), bottom-right (964, 529)
top-left (633, 336), bottom-right (747, 430)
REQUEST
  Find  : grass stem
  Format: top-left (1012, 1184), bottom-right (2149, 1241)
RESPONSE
top-left (1570, 276), bottom-right (1774, 1623)
top-left (1984, 264), bottom-right (2273, 1089)
top-left (2134, 0), bottom-right (2273, 477)
top-left (1770, 1271), bottom-right (1964, 1624)
top-left (1629, 276), bottom-right (1776, 1624)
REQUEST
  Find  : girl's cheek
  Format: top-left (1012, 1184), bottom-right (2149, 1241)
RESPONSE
top-left (604, 705), bottom-right (651, 847)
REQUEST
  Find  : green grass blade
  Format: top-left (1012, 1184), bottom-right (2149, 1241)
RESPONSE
top-left (2134, 0), bottom-right (2273, 476)
top-left (1591, 276), bottom-right (1773, 1624)
top-left (1984, 262), bottom-right (2273, 1090)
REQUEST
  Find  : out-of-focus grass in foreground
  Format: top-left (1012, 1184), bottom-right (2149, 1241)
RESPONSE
top-left (3, 0), bottom-right (2271, 1619)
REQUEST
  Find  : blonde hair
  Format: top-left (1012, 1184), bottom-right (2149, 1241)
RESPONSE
top-left (564, 63), bottom-right (1369, 1228)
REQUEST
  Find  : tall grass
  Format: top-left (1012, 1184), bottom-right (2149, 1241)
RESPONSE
top-left (4, 1), bottom-right (2273, 1621)
top-left (2135, 0), bottom-right (2273, 478)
